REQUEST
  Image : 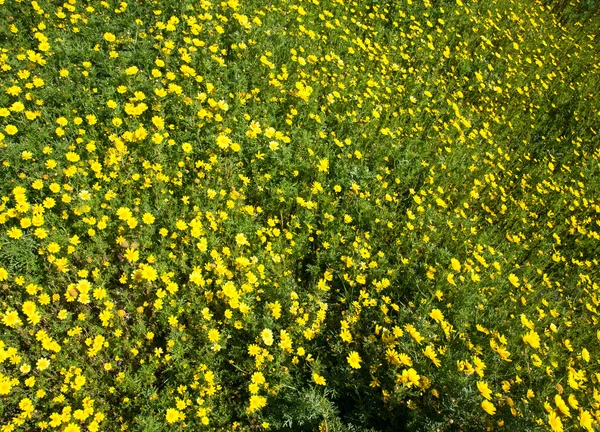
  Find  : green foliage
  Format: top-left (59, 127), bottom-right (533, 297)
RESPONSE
top-left (0, 0), bottom-right (599, 431)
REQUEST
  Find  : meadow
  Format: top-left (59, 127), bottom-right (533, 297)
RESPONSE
top-left (1, 0), bottom-right (600, 430)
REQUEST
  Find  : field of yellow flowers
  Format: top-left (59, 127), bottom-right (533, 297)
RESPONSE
top-left (1, 0), bottom-right (599, 430)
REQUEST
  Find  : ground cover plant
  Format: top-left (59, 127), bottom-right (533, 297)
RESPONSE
top-left (1, 0), bottom-right (600, 430)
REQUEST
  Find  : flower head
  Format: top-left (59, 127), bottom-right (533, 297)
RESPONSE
top-left (347, 351), bottom-right (362, 369)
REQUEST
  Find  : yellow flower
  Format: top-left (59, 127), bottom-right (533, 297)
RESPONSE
top-left (450, 258), bottom-right (461, 272)
top-left (7, 227), bottom-right (23, 239)
top-left (208, 329), bottom-right (220, 343)
top-left (10, 101), bottom-right (24, 112)
top-left (429, 309), bottom-right (444, 323)
top-left (125, 66), bottom-right (139, 75)
top-left (37, 358), bottom-right (50, 371)
top-left (236, 233), bottom-right (249, 247)
top-left (140, 265), bottom-right (158, 282)
top-left (508, 273), bottom-right (520, 287)
top-left (317, 158), bottom-right (329, 173)
top-left (548, 410), bottom-right (563, 432)
top-left (63, 423), bottom-right (81, 432)
top-left (22, 301), bottom-right (37, 315)
top-left (347, 351), bottom-right (362, 369)
top-left (340, 328), bottom-right (352, 343)
top-left (581, 348), bottom-right (590, 362)
top-left (312, 373), bottom-right (326, 385)
top-left (477, 381), bottom-right (492, 400)
top-left (165, 408), bottom-right (180, 424)
top-left (522, 330), bottom-right (541, 349)
top-left (261, 329), bottom-right (273, 346)
top-left (19, 397), bottom-right (34, 412)
top-left (554, 394), bottom-right (570, 418)
top-left (125, 248), bottom-right (139, 262)
top-left (424, 345), bottom-right (441, 367)
top-left (481, 400), bottom-right (496, 415)
top-left (399, 368), bottom-right (420, 387)
top-left (103, 32), bottom-right (116, 42)
top-left (216, 134), bottom-right (232, 149)
top-left (251, 372), bottom-right (265, 385)
top-left (247, 395), bottom-right (267, 413)
top-left (151, 116), bottom-right (165, 130)
top-left (5, 124), bottom-right (18, 135)
top-left (2, 310), bottom-right (21, 327)
top-left (579, 410), bottom-right (593, 432)
top-left (142, 213), bottom-right (155, 224)
top-left (0, 379), bottom-right (13, 395)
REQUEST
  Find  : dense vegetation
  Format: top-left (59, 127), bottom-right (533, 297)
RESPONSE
top-left (1, 0), bottom-right (599, 430)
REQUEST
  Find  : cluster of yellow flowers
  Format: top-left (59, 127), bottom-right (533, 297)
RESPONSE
top-left (0, 0), bottom-right (599, 430)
